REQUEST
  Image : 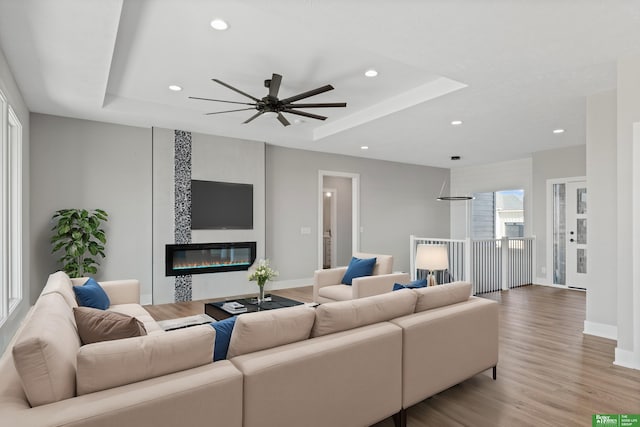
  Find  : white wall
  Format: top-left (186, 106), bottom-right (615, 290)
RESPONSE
top-left (0, 46), bottom-right (30, 353)
top-left (615, 56), bottom-right (640, 369)
top-left (266, 145), bottom-right (450, 281)
top-left (30, 114), bottom-right (153, 302)
top-left (450, 158), bottom-right (533, 240)
top-left (151, 128), bottom-right (266, 304)
top-left (531, 145), bottom-right (586, 283)
top-left (585, 90), bottom-right (617, 338)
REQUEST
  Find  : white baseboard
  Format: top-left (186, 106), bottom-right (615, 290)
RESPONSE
top-left (268, 278), bottom-right (313, 291)
top-left (140, 293), bottom-right (153, 306)
top-left (614, 347), bottom-right (640, 371)
top-left (583, 321), bottom-right (617, 340)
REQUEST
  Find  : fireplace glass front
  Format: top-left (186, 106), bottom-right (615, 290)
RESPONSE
top-left (165, 242), bottom-right (257, 276)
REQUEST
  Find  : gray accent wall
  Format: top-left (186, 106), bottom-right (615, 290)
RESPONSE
top-left (152, 128), bottom-right (266, 304)
top-left (0, 46), bottom-right (30, 354)
top-left (30, 114), bottom-right (153, 303)
top-left (266, 145), bottom-right (450, 279)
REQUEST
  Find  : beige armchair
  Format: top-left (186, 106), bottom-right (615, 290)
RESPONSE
top-left (313, 252), bottom-right (410, 303)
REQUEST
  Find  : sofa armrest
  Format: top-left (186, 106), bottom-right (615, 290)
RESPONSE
top-left (313, 267), bottom-right (347, 301)
top-left (99, 280), bottom-right (140, 305)
top-left (391, 297), bottom-right (499, 408)
top-left (352, 273), bottom-right (410, 298)
top-left (70, 278), bottom-right (140, 305)
top-left (5, 362), bottom-right (243, 427)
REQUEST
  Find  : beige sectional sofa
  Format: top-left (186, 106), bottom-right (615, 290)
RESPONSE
top-left (0, 272), bottom-right (243, 427)
top-left (0, 273), bottom-right (498, 427)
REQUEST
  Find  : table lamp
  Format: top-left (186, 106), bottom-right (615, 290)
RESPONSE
top-left (415, 244), bottom-right (449, 286)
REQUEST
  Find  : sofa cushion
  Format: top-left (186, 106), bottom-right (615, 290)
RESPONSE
top-left (73, 277), bottom-right (110, 310)
top-left (341, 257), bottom-right (376, 285)
top-left (311, 289), bottom-right (418, 337)
top-left (12, 293), bottom-right (81, 407)
top-left (393, 278), bottom-right (427, 291)
top-left (40, 270), bottom-right (77, 308)
top-left (109, 304), bottom-right (165, 335)
top-left (227, 305), bottom-right (316, 358)
top-left (318, 284), bottom-right (353, 301)
top-left (211, 316), bottom-right (237, 361)
top-left (413, 281), bottom-right (472, 312)
top-left (74, 307), bottom-right (147, 345)
top-left (76, 324), bottom-right (215, 395)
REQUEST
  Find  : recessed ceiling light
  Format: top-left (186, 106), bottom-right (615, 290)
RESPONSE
top-left (361, 146), bottom-right (369, 150)
top-left (364, 69), bottom-right (378, 78)
top-left (210, 18), bottom-right (229, 31)
top-left (553, 128), bottom-right (565, 134)
top-left (168, 85), bottom-right (182, 92)
top-left (451, 120), bottom-right (463, 125)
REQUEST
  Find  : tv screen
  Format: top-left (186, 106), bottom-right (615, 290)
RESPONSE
top-left (191, 180), bottom-right (253, 230)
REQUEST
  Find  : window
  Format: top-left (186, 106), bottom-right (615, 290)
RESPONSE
top-left (471, 189), bottom-right (525, 239)
top-left (0, 89), bottom-right (22, 325)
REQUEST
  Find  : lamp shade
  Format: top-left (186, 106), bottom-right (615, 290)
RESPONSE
top-left (415, 244), bottom-right (449, 271)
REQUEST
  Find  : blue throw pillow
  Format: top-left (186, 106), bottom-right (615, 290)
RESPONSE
top-left (73, 277), bottom-right (110, 310)
top-left (211, 316), bottom-right (237, 361)
top-left (341, 257), bottom-right (377, 285)
top-left (393, 278), bottom-right (428, 291)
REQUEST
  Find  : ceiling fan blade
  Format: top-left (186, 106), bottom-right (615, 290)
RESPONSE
top-left (243, 111), bottom-right (264, 124)
top-left (212, 79), bottom-right (260, 102)
top-left (283, 102), bottom-right (347, 108)
top-left (277, 113), bottom-right (290, 127)
top-left (282, 109), bottom-right (328, 121)
top-left (204, 108), bottom-right (256, 115)
top-left (279, 84), bottom-right (334, 104)
top-left (189, 96), bottom-right (256, 106)
top-left (269, 73), bottom-right (282, 98)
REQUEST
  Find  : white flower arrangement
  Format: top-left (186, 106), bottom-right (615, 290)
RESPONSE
top-left (248, 259), bottom-right (278, 287)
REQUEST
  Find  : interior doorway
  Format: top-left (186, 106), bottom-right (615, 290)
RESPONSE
top-left (318, 171), bottom-right (360, 270)
top-left (322, 188), bottom-right (337, 268)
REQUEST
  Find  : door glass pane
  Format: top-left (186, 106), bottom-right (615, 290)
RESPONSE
top-left (577, 219), bottom-right (587, 245)
top-left (577, 249), bottom-right (587, 274)
top-left (577, 188), bottom-right (587, 214)
top-left (553, 184), bottom-right (566, 285)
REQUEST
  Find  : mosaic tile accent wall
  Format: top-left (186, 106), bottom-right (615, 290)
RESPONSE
top-left (174, 130), bottom-right (192, 302)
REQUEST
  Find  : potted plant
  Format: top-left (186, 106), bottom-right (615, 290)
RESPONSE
top-left (50, 209), bottom-right (108, 278)
top-left (248, 259), bottom-right (278, 305)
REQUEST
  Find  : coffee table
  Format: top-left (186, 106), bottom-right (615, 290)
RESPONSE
top-left (204, 294), bottom-right (304, 320)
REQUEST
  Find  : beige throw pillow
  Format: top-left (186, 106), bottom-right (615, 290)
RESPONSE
top-left (73, 306), bottom-right (147, 345)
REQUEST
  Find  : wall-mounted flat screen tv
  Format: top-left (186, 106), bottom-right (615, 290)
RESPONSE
top-left (191, 180), bottom-right (253, 230)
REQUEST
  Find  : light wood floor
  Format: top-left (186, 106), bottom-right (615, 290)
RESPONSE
top-left (145, 285), bottom-right (640, 427)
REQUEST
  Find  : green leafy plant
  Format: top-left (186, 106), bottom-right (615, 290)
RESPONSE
top-left (50, 209), bottom-right (108, 277)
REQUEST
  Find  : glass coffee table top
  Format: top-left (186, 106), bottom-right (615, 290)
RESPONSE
top-left (204, 294), bottom-right (304, 320)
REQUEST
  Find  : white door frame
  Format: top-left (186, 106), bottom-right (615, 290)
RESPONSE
top-left (318, 170), bottom-right (360, 270)
top-left (545, 176), bottom-right (586, 286)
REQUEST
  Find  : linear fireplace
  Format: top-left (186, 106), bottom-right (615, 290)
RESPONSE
top-left (165, 241), bottom-right (257, 276)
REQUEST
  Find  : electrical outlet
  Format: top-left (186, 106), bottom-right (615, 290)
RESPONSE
top-left (541, 266), bottom-right (546, 275)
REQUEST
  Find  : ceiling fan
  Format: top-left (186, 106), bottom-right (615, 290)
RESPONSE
top-left (189, 73), bottom-right (347, 127)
